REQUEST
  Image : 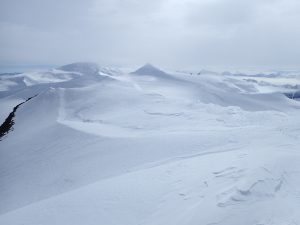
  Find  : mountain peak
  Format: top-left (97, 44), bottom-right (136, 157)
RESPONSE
top-left (143, 63), bottom-right (156, 69)
top-left (131, 63), bottom-right (168, 76)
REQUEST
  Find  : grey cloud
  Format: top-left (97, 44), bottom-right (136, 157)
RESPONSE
top-left (0, 0), bottom-right (300, 70)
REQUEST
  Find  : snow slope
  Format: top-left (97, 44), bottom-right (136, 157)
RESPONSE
top-left (0, 63), bottom-right (300, 225)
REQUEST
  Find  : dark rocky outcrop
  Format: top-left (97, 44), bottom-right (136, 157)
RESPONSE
top-left (0, 95), bottom-right (37, 140)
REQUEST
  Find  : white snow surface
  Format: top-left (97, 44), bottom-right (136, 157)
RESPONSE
top-left (0, 62), bottom-right (300, 225)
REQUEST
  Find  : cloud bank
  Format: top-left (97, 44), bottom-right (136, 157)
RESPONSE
top-left (1, 0), bottom-right (300, 70)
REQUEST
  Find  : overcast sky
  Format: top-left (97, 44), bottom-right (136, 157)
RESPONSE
top-left (1, 0), bottom-right (300, 70)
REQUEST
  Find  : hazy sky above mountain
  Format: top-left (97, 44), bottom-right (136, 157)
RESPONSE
top-left (1, 0), bottom-right (300, 70)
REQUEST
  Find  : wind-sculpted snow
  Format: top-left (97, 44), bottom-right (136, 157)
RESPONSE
top-left (0, 63), bottom-right (300, 225)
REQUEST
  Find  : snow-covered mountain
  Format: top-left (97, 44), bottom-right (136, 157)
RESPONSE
top-left (0, 63), bottom-right (300, 225)
top-left (131, 63), bottom-right (169, 77)
top-left (58, 62), bottom-right (100, 75)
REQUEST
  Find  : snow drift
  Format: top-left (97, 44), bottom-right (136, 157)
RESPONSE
top-left (0, 63), bottom-right (300, 225)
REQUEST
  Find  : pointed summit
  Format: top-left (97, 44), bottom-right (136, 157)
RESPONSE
top-left (131, 63), bottom-right (168, 77)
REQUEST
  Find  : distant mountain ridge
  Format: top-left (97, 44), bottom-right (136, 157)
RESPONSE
top-left (58, 62), bottom-right (122, 77)
top-left (57, 62), bottom-right (100, 75)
